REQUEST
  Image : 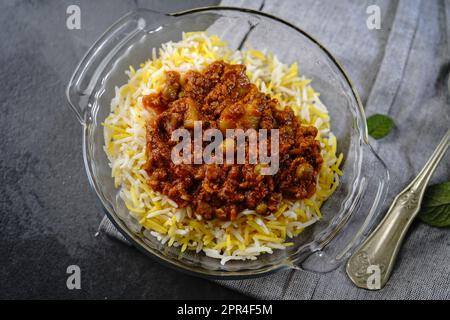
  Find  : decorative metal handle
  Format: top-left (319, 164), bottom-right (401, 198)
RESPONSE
top-left (346, 129), bottom-right (450, 290)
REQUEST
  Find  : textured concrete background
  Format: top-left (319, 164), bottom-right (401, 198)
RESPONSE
top-left (0, 0), bottom-right (249, 299)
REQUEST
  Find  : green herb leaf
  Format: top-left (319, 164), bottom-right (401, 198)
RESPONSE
top-left (418, 182), bottom-right (450, 228)
top-left (367, 114), bottom-right (394, 139)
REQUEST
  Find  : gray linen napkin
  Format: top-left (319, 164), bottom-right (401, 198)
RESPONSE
top-left (99, 0), bottom-right (450, 299)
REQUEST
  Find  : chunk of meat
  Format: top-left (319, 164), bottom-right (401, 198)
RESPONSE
top-left (143, 60), bottom-right (322, 220)
top-left (142, 71), bottom-right (181, 114)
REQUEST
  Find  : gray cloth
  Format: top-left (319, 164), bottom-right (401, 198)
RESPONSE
top-left (100, 0), bottom-right (450, 299)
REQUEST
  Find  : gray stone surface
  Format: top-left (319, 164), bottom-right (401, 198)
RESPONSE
top-left (0, 0), bottom-right (247, 299)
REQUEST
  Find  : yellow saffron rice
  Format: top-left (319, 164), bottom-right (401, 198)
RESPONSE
top-left (103, 32), bottom-right (343, 265)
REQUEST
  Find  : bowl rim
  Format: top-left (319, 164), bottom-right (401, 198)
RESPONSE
top-left (78, 6), bottom-right (376, 279)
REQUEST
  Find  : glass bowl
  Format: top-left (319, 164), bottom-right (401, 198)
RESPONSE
top-left (66, 7), bottom-right (389, 278)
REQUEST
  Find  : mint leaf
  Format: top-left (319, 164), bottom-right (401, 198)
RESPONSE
top-left (367, 114), bottom-right (394, 139)
top-left (418, 182), bottom-right (450, 228)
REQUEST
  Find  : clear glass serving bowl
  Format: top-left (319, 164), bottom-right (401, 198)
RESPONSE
top-left (66, 7), bottom-right (389, 278)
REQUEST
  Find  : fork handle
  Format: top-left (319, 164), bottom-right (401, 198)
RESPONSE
top-left (346, 129), bottom-right (450, 290)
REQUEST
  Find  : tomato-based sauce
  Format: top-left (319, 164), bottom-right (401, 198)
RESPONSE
top-left (143, 61), bottom-right (322, 220)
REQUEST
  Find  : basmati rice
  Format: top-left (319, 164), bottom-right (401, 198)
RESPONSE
top-left (103, 32), bottom-right (343, 265)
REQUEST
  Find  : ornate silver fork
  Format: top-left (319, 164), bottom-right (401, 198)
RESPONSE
top-left (346, 128), bottom-right (450, 289)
